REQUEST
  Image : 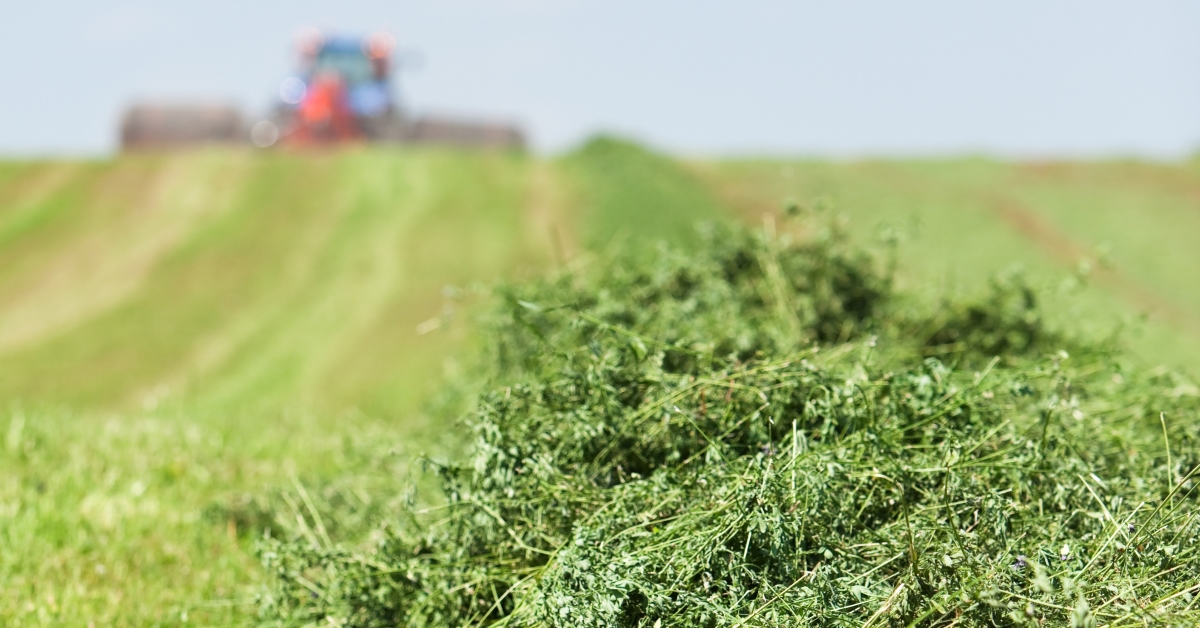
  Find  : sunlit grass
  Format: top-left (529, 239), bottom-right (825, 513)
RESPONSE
top-left (695, 157), bottom-right (1200, 372)
top-left (1, 406), bottom-right (402, 623)
top-left (2, 141), bottom-right (1198, 623)
top-left (0, 146), bottom-right (564, 624)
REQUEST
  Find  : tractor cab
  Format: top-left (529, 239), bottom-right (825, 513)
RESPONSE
top-left (301, 34), bottom-right (394, 118)
top-left (272, 31), bottom-right (399, 144)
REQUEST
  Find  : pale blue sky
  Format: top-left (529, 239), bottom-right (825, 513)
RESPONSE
top-left (2, 1), bottom-right (1198, 156)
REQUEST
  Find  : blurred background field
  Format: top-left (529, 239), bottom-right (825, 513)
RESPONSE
top-left (697, 156), bottom-right (1200, 368)
top-left (4, 2), bottom-right (1200, 624)
top-left (2, 140), bottom-right (1199, 623)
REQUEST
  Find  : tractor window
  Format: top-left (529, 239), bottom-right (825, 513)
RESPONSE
top-left (313, 49), bottom-right (374, 85)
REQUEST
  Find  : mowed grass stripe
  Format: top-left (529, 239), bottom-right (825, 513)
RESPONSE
top-left (315, 151), bottom-right (547, 414)
top-left (0, 153), bottom-right (249, 355)
top-left (0, 162), bottom-right (97, 278)
top-left (171, 151), bottom-right (413, 411)
top-left (0, 147), bottom-right (570, 624)
top-left (0, 153), bottom-right (299, 405)
top-left (0, 149), bottom-right (551, 413)
top-left (188, 150), bottom-right (499, 413)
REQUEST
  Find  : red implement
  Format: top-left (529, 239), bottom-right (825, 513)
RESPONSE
top-left (288, 73), bottom-right (362, 144)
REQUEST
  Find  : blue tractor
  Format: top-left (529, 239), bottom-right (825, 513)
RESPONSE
top-left (257, 30), bottom-right (523, 149)
top-left (122, 30), bottom-right (525, 151)
top-left (264, 31), bottom-right (399, 144)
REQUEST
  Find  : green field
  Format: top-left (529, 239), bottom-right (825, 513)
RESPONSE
top-left (1, 140), bottom-right (1198, 624)
top-left (694, 157), bottom-right (1200, 369)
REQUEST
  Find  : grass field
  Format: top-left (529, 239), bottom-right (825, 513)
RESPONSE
top-left (0, 148), bottom-right (573, 624)
top-left (694, 157), bottom-right (1200, 371)
top-left (1, 140), bottom-right (1198, 624)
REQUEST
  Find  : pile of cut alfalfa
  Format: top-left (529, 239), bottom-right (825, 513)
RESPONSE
top-left (259, 223), bottom-right (1200, 626)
